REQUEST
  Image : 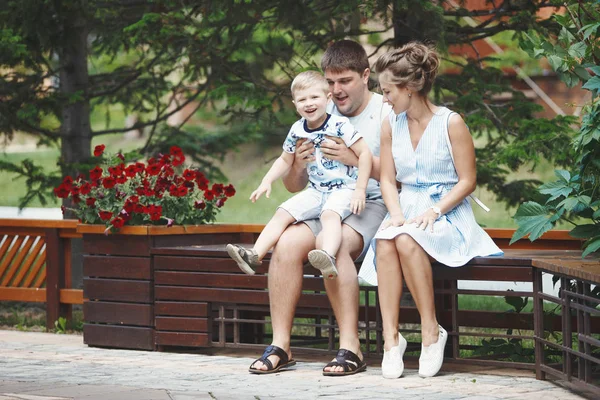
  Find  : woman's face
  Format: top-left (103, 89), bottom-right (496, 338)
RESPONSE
top-left (379, 72), bottom-right (411, 114)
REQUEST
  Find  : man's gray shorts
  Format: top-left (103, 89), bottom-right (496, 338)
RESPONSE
top-left (303, 199), bottom-right (387, 260)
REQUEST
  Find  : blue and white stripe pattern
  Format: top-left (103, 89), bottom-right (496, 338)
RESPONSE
top-left (358, 107), bottom-right (503, 286)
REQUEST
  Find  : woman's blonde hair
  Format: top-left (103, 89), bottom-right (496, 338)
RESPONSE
top-left (374, 41), bottom-right (439, 95)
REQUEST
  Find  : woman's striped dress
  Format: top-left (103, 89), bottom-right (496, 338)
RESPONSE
top-left (358, 107), bottom-right (503, 286)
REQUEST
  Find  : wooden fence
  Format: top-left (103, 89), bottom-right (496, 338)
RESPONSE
top-left (0, 219), bottom-right (83, 329)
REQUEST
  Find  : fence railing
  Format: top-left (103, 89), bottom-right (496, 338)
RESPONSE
top-left (0, 219), bottom-right (583, 331)
top-left (0, 219), bottom-right (83, 329)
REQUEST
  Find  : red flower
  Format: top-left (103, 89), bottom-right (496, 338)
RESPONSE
top-left (146, 164), bottom-right (162, 176)
top-left (111, 216), bottom-right (125, 229)
top-left (102, 177), bottom-right (117, 189)
top-left (89, 166), bottom-right (103, 181)
top-left (172, 155), bottom-right (185, 166)
top-left (62, 176), bottom-right (74, 190)
top-left (204, 190), bottom-right (215, 201)
top-left (94, 145), bottom-right (106, 157)
top-left (72, 194), bottom-right (81, 204)
top-left (125, 165), bottom-right (137, 177)
top-left (183, 169), bottom-right (196, 181)
top-left (86, 197), bottom-right (97, 207)
top-left (170, 146), bottom-right (183, 156)
top-left (99, 210), bottom-right (113, 221)
top-left (53, 184), bottom-right (70, 199)
top-left (135, 162), bottom-right (146, 173)
top-left (116, 153), bottom-right (125, 161)
top-left (116, 175), bottom-right (128, 184)
top-left (177, 186), bottom-right (188, 197)
top-left (80, 182), bottom-right (91, 195)
top-left (212, 183), bottom-right (224, 196)
top-left (216, 197), bottom-right (226, 208)
top-left (224, 184), bottom-right (236, 197)
top-left (196, 176), bottom-right (209, 190)
top-left (194, 200), bottom-right (206, 210)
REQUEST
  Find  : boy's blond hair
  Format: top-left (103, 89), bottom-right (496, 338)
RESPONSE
top-left (290, 71), bottom-right (329, 99)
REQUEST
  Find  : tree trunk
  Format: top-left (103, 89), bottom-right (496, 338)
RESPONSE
top-left (59, 9), bottom-right (91, 218)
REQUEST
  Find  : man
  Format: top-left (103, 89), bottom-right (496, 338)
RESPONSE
top-left (249, 40), bottom-right (392, 376)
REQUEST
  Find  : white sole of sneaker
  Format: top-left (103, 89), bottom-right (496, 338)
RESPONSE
top-left (308, 249), bottom-right (338, 279)
top-left (226, 244), bottom-right (256, 275)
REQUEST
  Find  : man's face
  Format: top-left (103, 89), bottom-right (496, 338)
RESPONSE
top-left (324, 68), bottom-right (370, 117)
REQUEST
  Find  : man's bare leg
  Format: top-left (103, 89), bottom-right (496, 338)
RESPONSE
top-left (250, 223), bottom-right (315, 371)
top-left (321, 225), bottom-right (363, 373)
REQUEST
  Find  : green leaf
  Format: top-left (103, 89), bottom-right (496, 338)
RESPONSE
top-left (511, 202), bottom-right (554, 244)
top-left (569, 224), bottom-right (600, 239)
top-left (574, 66), bottom-right (591, 81)
top-left (593, 209), bottom-right (600, 220)
top-left (582, 76), bottom-right (600, 95)
top-left (579, 22), bottom-right (600, 41)
top-left (539, 180), bottom-right (572, 201)
top-left (547, 55), bottom-right (565, 72)
top-left (588, 66), bottom-right (600, 76)
top-left (554, 170), bottom-right (570, 183)
top-left (557, 196), bottom-right (580, 211)
top-left (582, 236), bottom-right (600, 257)
top-left (568, 42), bottom-right (587, 59)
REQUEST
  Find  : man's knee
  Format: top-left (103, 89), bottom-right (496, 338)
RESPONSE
top-left (271, 223), bottom-right (315, 266)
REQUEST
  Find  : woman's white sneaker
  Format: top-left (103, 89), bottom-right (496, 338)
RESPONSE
top-left (382, 333), bottom-right (407, 379)
top-left (418, 325), bottom-right (447, 378)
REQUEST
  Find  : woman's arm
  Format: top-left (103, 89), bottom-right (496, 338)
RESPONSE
top-left (433, 114), bottom-right (477, 214)
top-left (379, 119), bottom-right (404, 226)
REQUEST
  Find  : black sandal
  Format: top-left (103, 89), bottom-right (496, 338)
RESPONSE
top-left (248, 345), bottom-right (296, 374)
top-left (322, 348), bottom-right (367, 376)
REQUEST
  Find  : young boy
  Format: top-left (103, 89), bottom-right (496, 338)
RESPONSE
top-left (226, 71), bottom-right (372, 279)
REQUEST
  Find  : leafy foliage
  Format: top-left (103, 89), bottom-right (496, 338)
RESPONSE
top-left (512, 1), bottom-right (600, 256)
top-left (0, 0), bottom-right (578, 214)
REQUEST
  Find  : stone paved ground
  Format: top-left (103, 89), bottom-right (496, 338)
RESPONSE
top-left (0, 330), bottom-right (587, 400)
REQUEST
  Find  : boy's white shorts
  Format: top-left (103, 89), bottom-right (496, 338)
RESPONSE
top-left (279, 187), bottom-right (353, 222)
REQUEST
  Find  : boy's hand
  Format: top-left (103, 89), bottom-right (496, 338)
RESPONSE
top-left (250, 182), bottom-right (272, 203)
top-left (351, 189), bottom-right (366, 215)
top-left (294, 138), bottom-right (315, 169)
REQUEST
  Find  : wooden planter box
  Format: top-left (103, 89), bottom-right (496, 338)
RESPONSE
top-left (80, 224), bottom-right (261, 350)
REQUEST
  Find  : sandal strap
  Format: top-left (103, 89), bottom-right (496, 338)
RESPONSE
top-left (334, 349), bottom-right (362, 372)
top-left (259, 345), bottom-right (289, 365)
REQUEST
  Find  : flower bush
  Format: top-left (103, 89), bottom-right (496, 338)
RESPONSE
top-left (54, 144), bottom-right (236, 232)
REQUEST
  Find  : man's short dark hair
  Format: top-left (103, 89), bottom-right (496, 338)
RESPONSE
top-left (321, 40), bottom-right (370, 74)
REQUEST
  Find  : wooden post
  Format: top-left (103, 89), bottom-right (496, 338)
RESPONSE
top-left (45, 228), bottom-right (68, 331)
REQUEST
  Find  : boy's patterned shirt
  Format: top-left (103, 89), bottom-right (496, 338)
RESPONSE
top-left (283, 114), bottom-right (362, 192)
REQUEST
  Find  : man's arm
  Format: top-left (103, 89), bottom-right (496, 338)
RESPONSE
top-left (282, 138), bottom-right (313, 193)
top-left (320, 137), bottom-right (380, 180)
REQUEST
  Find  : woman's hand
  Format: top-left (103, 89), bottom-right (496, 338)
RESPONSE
top-left (407, 208), bottom-right (439, 233)
top-left (379, 212), bottom-right (406, 231)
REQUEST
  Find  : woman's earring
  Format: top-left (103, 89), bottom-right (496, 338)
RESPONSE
top-left (408, 92), bottom-right (412, 98)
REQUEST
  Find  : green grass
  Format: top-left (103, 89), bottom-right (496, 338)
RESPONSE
top-left (0, 132), bottom-right (573, 232)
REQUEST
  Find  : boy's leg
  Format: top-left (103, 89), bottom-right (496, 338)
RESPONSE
top-left (253, 208), bottom-right (296, 259)
top-left (308, 189), bottom-right (353, 278)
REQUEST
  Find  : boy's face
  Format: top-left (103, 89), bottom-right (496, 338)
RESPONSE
top-left (324, 68), bottom-right (370, 117)
top-left (292, 87), bottom-right (331, 129)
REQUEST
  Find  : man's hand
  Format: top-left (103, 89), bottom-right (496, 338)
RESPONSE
top-left (320, 137), bottom-right (358, 166)
top-left (249, 182), bottom-right (272, 203)
top-left (294, 138), bottom-right (315, 169)
top-left (351, 188), bottom-right (366, 215)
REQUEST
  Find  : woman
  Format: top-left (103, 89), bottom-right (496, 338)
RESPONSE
top-left (360, 42), bottom-right (502, 379)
